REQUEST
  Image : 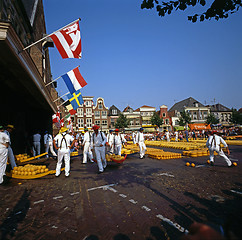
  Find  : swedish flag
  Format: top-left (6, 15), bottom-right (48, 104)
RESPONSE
top-left (67, 89), bottom-right (84, 110)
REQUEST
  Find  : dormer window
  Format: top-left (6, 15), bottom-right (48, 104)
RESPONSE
top-left (194, 102), bottom-right (199, 107)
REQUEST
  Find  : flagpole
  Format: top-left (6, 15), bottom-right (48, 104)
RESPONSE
top-left (45, 76), bottom-right (61, 87)
top-left (58, 99), bottom-right (69, 108)
top-left (54, 92), bottom-right (69, 102)
top-left (45, 65), bottom-right (80, 87)
top-left (22, 18), bottom-right (81, 51)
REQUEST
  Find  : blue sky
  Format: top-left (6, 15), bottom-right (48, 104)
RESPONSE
top-left (43, 0), bottom-right (242, 111)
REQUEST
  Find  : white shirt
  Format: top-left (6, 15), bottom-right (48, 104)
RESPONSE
top-left (0, 131), bottom-right (10, 149)
top-left (136, 132), bottom-right (145, 143)
top-left (114, 134), bottom-right (126, 146)
top-left (83, 131), bottom-right (91, 145)
top-left (107, 133), bottom-right (114, 144)
top-left (54, 133), bottom-right (74, 149)
top-left (4, 130), bottom-right (11, 145)
top-left (91, 131), bottom-right (107, 148)
top-left (206, 134), bottom-right (228, 149)
top-left (132, 132), bottom-right (136, 139)
top-left (165, 132), bottom-right (170, 138)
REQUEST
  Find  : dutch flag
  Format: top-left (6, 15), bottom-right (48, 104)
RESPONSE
top-left (61, 67), bottom-right (87, 94)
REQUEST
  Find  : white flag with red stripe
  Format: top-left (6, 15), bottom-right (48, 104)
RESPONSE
top-left (52, 111), bottom-right (61, 128)
top-left (50, 20), bottom-right (82, 59)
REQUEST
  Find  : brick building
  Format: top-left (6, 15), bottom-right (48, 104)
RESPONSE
top-left (0, 0), bottom-right (58, 153)
top-left (93, 97), bottom-right (109, 133)
top-left (157, 105), bottom-right (172, 131)
top-left (74, 96), bottom-right (94, 131)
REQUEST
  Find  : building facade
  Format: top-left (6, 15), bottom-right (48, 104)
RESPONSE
top-left (108, 105), bottom-right (121, 129)
top-left (135, 105), bottom-right (156, 132)
top-left (123, 106), bottom-right (141, 131)
top-left (157, 105), bottom-right (172, 131)
top-left (0, 0), bottom-right (58, 153)
top-left (169, 97), bottom-right (210, 130)
top-left (208, 103), bottom-right (232, 125)
top-left (93, 97), bottom-right (109, 133)
top-left (74, 96), bottom-right (94, 132)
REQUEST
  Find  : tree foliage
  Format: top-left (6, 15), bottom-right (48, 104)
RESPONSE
top-left (115, 113), bottom-right (130, 129)
top-left (231, 108), bottom-right (242, 124)
top-left (178, 111), bottom-right (191, 126)
top-left (205, 113), bottom-right (219, 125)
top-left (141, 0), bottom-right (242, 22)
top-left (151, 112), bottom-right (163, 127)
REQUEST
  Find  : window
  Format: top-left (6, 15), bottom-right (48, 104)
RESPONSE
top-left (85, 101), bottom-right (91, 107)
top-left (86, 108), bottom-right (92, 117)
top-left (165, 119), bottom-right (169, 124)
top-left (98, 102), bottom-right (103, 109)
top-left (112, 109), bottom-right (117, 115)
top-left (102, 111), bottom-right (107, 118)
top-left (130, 120), bottom-right (134, 126)
top-left (77, 118), bottom-right (84, 128)
top-left (86, 118), bottom-right (92, 128)
top-left (95, 111), bottom-right (100, 118)
top-left (77, 108), bottom-right (83, 117)
top-left (163, 113), bottom-right (166, 117)
top-left (102, 120), bottom-right (107, 126)
top-left (95, 120), bottom-right (100, 125)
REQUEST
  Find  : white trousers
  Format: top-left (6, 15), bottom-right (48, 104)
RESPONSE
top-left (56, 148), bottom-right (70, 176)
top-left (114, 144), bottom-right (122, 156)
top-left (209, 146), bottom-right (232, 166)
top-left (45, 143), bottom-right (57, 158)
top-left (138, 142), bottom-right (146, 158)
top-left (106, 143), bottom-right (114, 154)
top-left (83, 142), bottom-right (93, 163)
top-left (33, 142), bottom-right (41, 157)
top-left (94, 147), bottom-right (107, 172)
top-left (8, 146), bottom-right (16, 168)
top-left (0, 148), bottom-right (8, 184)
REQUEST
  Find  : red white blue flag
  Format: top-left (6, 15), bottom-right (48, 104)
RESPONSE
top-left (50, 20), bottom-right (82, 59)
top-left (61, 67), bottom-right (87, 94)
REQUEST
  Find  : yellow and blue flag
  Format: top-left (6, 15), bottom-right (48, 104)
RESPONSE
top-left (67, 89), bottom-right (84, 110)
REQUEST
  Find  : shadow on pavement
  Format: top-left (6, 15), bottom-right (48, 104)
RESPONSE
top-left (0, 189), bottom-right (31, 240)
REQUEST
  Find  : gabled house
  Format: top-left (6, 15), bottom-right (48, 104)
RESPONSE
top-left (108, 105), bottom-right (121, 129)
top-left (135, 105), bottom-right (156, 132)
top-left (156, 105), bottom-right (172, 131)
top-left (169, 97), bottom-right (210, 130)
top-left (207, 103), bottom-right (232, 125)
top-left (93, 97), bottom-right (109, 133)
top-left (169, 97), bottom-right (210, 123)
top-left (123, 106), bottom-right (141, 130)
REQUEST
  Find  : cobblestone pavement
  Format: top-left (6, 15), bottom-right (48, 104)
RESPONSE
top-left (0, 145), bottom-right (241, 240)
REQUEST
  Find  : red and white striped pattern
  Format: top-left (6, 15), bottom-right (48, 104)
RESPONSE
top-left (50, 20), bottom-right (82, 59)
